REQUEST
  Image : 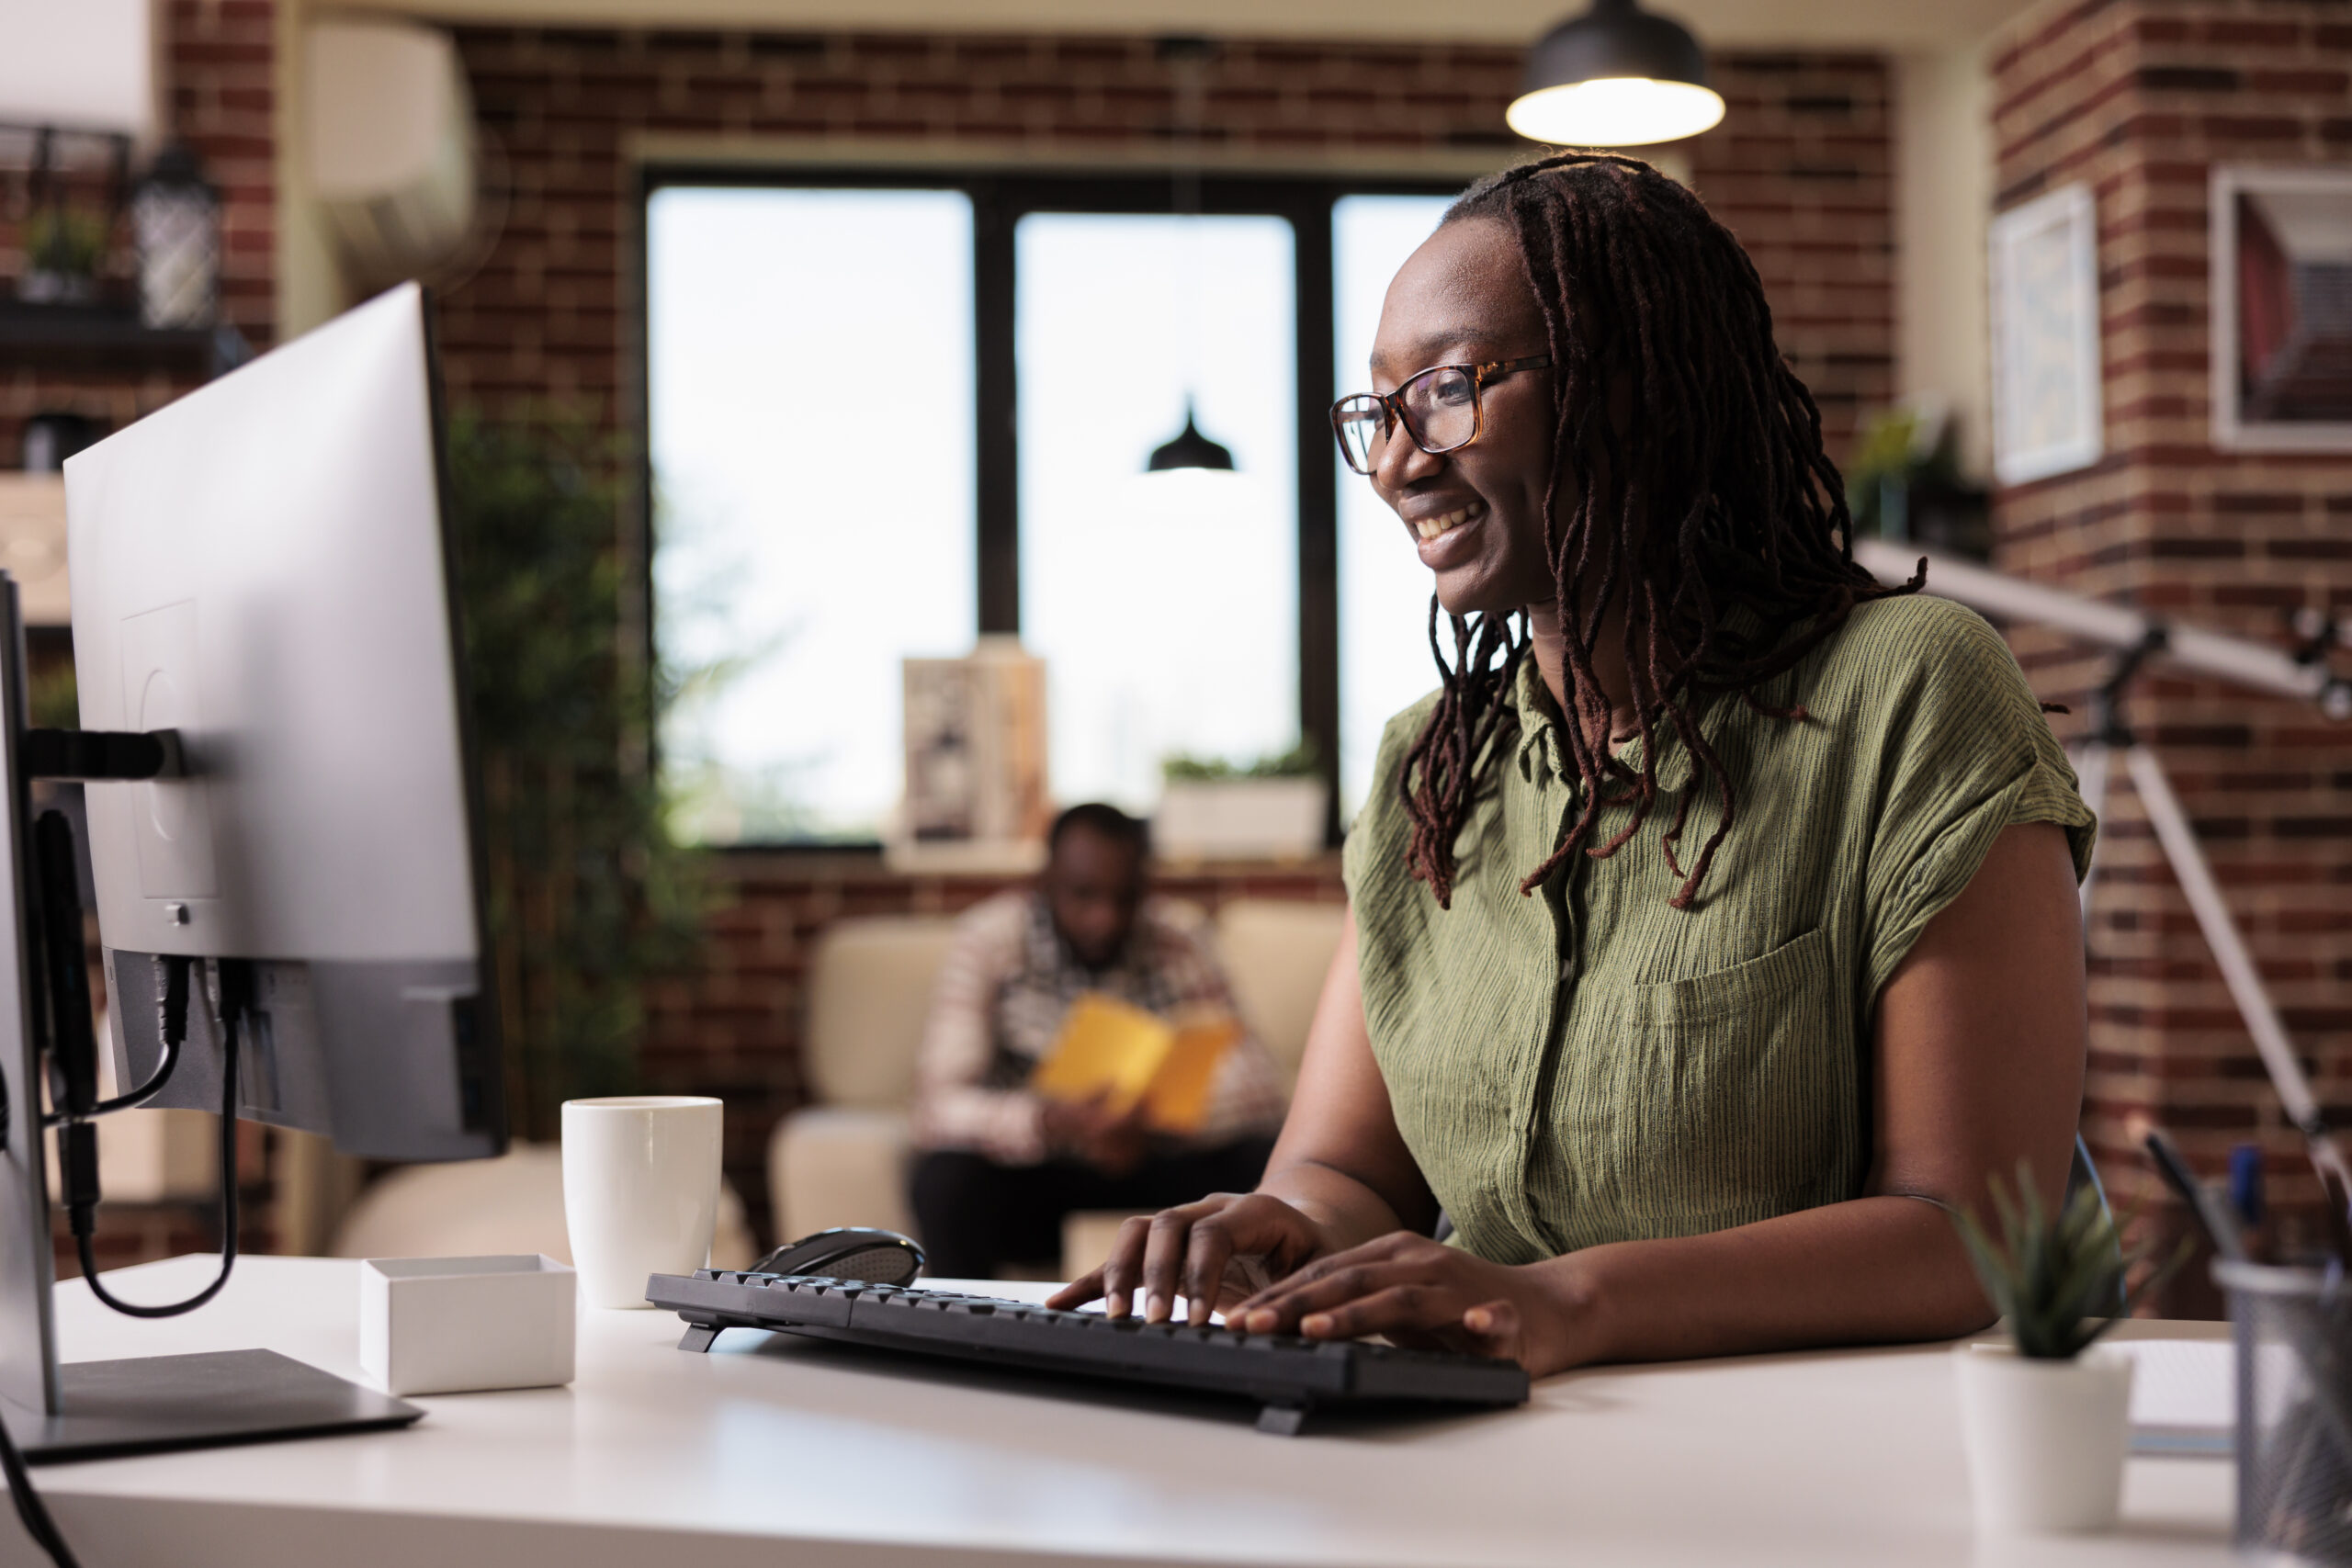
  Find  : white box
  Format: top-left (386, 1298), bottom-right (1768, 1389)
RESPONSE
top-left (359, 1255), bottom-right (576, 1395)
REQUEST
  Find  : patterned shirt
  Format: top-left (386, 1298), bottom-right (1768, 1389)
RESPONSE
top-left (910, 889), bottom-right (1289, 1165)
top-left (1345, 593), bottom-right (2098, 1264)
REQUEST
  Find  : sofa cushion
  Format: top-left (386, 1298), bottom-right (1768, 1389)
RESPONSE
top-left (1212, 899), bottom-right (1347, 1085)
top-left (771, 1106), bottom-right (914, 1242)
top-left (806, 916), bottom-right (962, 1109)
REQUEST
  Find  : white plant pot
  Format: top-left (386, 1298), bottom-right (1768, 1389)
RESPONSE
top-left (1155, 778), bottom-right (1328, 861)
top-left (1953, 1342), bottom-right (2135, 1533)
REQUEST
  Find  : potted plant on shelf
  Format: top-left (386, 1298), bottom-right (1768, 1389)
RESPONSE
top-left (1950, 1163), bottom-right (2183, 1533)
top-left (19, 205), bottom-right (111, 307)
top-left (1155, 741), bottom-right (1326, 862)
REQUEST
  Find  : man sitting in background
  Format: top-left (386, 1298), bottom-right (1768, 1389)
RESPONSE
top-left (910, 803), bottom-right (1285, 1280)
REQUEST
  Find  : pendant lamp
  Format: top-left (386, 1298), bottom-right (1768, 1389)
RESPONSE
top-left (1143, 39), bottom-right (1239, 476)
top-left (1507, 0), bottom-right (1724, 149)
top-left (1147, 402), bottom-right (1235, 472)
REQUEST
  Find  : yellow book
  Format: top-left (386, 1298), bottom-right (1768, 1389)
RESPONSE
top-left (1030, 993), bottom-right (1242, 1134)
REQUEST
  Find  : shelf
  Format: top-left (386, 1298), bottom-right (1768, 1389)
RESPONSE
top-left (0, 300), bottom-right (249, 379)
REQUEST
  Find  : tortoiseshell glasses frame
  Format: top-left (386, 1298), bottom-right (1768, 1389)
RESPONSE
top-left (1329, 355), bottom-right (1553, 476)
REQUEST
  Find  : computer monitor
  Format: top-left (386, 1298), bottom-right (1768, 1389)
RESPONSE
top-left (62, 281), bottom-right (503, 1164)
top-left (0, 281), bottom-right (503, 1457)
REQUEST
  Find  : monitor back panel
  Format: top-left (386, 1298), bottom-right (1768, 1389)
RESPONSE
top-left (62, 283), bottom-right (498, 1159)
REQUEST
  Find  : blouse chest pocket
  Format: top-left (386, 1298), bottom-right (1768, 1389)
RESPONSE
top-left (1567, 927), bottom-right (1855, 1240)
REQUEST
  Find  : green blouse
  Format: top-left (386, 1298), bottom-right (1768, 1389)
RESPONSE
top-left (1343, 593), bottom-right (2097, 1265)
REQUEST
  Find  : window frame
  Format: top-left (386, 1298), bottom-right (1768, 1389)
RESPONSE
top-left (635, 164), bottom-right (1461, 852)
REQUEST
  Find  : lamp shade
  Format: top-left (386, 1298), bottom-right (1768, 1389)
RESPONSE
top-left (1147, 406), bottom-right (1236, 473)
top-left (1507, 0), bottom-right (1725, 148)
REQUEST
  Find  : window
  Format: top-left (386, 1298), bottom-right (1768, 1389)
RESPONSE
top-left (1016, 213), bottom-right (1299, 811)
top-left (647, 187), bottom-right (976, 843)
top-left (1333, 195), bottom-right (1454, 818)
top-left (644, 173), bottom-right (1459, 847)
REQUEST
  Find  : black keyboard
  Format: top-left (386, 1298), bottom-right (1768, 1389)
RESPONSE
top-left (647, 1269), bottom-right (1531, 1434)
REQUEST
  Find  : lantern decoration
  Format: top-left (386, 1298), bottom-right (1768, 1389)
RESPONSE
top-left (130, 142), bottom-right (220, 329)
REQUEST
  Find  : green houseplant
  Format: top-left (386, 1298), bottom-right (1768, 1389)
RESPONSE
top-left (1845, 401), bottom-right (1989, 559)
top-left (1949, 1164), bottom-right (2185, 1533)
top-left (1953, 1163), bottom-right (2176, 1359)
top-left (442, 412), bottom-right (702, 1142)
top-left (1160, 739), bottom-right (1320, 784)
top-left (20, 206), bottom-right (109, 305)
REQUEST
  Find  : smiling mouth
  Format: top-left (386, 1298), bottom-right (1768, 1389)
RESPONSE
top-left (1412, 501), bottom-right (1486, 542)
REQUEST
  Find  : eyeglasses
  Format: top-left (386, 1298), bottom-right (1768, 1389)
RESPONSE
top-left (1329, 355), bottom-right (1552, 477)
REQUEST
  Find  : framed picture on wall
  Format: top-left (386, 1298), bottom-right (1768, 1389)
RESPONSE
top-left (2211, 165), bottom-right (2352, 452)
top-left (1990, 183), bottom-right (2104, 486)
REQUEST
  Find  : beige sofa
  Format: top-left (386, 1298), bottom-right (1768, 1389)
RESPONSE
top-left (768, 897), bottom-right (1347, 1258)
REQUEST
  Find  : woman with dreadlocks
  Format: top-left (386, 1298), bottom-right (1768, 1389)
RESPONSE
top-left (1050, 154), bottom-right (2096, 1377)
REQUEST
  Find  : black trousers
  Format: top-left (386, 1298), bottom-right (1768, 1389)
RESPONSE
top-left (910, 1135), bottom-right (1277, 1280)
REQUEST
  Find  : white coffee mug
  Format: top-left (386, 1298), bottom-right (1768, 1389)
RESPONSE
top-left (561, 1096), bottom-right (724, 1309)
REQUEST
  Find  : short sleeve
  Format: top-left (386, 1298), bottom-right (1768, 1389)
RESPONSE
top-left (1857, 598), bottom-right (2098, 1011)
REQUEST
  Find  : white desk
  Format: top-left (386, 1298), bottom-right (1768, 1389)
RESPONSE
top-left (0, 1254), bottom-right (2231, 1567)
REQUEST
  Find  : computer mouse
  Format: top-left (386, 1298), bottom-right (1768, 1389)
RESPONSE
top-left (751, 1226), bottom-right (926, 1287)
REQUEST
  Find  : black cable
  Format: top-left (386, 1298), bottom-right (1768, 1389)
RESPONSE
top-left (43, 957), bottom-right (191, 1127)
top-left (0, 1414), bottom-right (79, 1568)
top-left (88, 956), bottom-right (189, 1118)
top-left (1, 821), bottom-right (238, 1563)
top-left (80, 1036), bottom-right (178, 1119)
top-left (71, 974), bottom-right (241, 1319)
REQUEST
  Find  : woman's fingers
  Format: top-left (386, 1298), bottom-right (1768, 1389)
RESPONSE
top-left (1139, 1204), bottom-right (1213, 1323)
top-left (1227, 1234), bottom-right (1528, 1350)
top-left (1458, 1297), bottom-right (1521, 1353)
top-left (1179, 1217), bottom-right (1238, 1326)
top-left (1097, 1213), bottom-right (1156, 1317)
top-left (1049, 1195), bottom-right (1329, 1324)
top-left (1045, 1264), bottom-right (1105, 1311)
top-left (1236, 1258), bottom-right (1395, 1333)
top-left (1232, 1233), bottom-right (1417, 1326)
top-left (1293, 1281), bottom-right (1448, 1340)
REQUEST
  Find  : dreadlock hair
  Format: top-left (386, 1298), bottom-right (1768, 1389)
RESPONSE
top-left (1400, 152), bottom-right (1922, 912)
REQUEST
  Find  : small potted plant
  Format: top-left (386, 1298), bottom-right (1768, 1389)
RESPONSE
top-left (19, 205), bottom-right (111, 307)
top-left (1155, 741), bottom-right (1326, 862)
top-left (1950, 1163), bottom-right (2181, 1533)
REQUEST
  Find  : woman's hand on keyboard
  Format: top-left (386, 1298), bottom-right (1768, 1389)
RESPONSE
top-left (1225, 1231), bottom-right (1575, 1373)
top-left (1046, 1192), bottom-right (1337, 1325)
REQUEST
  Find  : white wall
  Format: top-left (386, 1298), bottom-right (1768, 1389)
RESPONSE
top-left (1894, 46), bottom-right (1997, 483)
top-left (0, 0), bottom-right (160, 144)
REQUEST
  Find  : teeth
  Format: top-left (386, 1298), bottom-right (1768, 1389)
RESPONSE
top-left (1414, 503), bottom-right (1481, 542)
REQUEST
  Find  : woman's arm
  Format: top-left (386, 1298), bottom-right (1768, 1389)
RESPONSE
top-left (1047, 908), bottom-right (1441, 1322)
top-left (1250, 908), bottom-right (1442, 1244)
top-left (1224, 822), bottom-right (2087, 1374)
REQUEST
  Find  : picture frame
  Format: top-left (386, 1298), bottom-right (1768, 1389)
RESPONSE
top-left (2211, 164), bottom-right (2352, 453)
top-left (1990, 183), bottom-right (2105, 487)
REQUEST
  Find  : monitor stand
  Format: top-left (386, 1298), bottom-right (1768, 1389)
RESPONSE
top-left (4, 1350), bottom-right (418, 1463)
top-left (0, 578), bottom-right (423, 1461)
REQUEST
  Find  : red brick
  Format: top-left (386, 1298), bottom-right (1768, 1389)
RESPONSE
top-left (1991, 0), bottom-right (2352, 1316)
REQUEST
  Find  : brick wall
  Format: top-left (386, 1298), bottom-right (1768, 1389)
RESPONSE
top-left (1991, 0), bottom-right (2352, 1308)
top-left (0, 0), bottom-right (277, 465)
top-left (167, 0), bottom-right (277, 340)
top-left (439, 29), bottom-right (1891, 457)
